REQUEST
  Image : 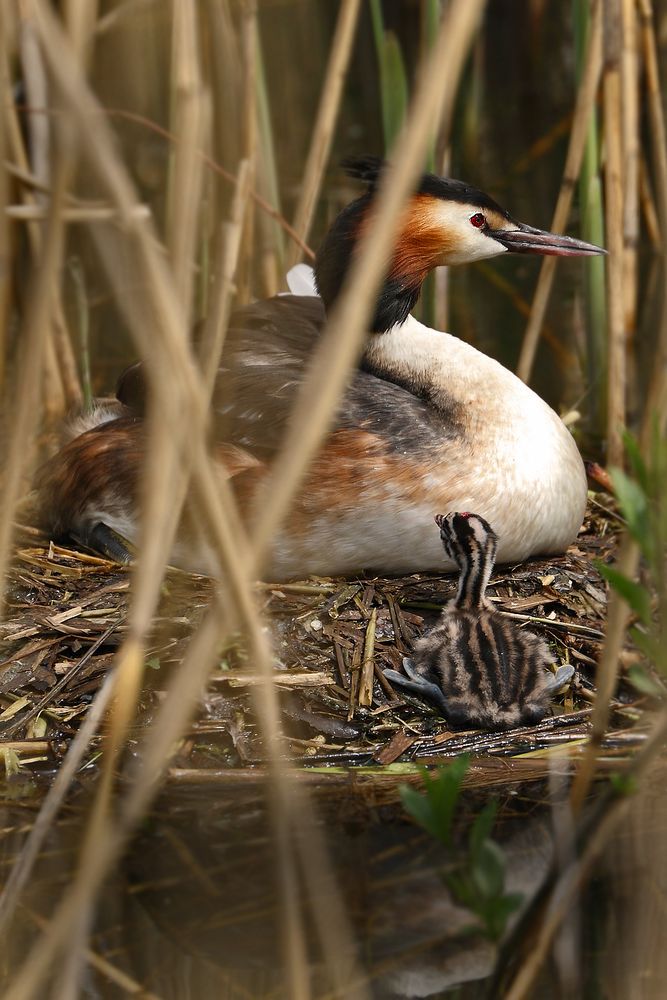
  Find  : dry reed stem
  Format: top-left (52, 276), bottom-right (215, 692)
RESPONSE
top-left (254, 33), bottom-right (284, 297)
top-left (1, 605), bottom-right (227, 1000)
top-left (637, 0), bottom-right (667, 437)
top-left (15, 3), bottom-right (482, 992)
top-left (237, 0), bottom-right (257, 307)
top-left (0, 670), bottom-right (115, 934)
top-left (11, 13), bottom-right (66, 418)
top-left (0, 159), bottom-right (68, 623)
top-left (21, 8), bottom-right (83, 413)
top-left (516, 0), bottom-right (602, 383)
top-left (25, 907), bottom-right (163, 999)
top-left (286, 0), bottom-right (361, 267)
top-left (7, 6), bottom-right (357, 995)
top-left (249, 0), bottom-right (488, 569)
top-left (19, 15), bottom-right (50, 229)
top-left (62, 0), bottom-right (99, 68)
top-left (166, 0), bottom-right (207, 321)
top-left (104, 106), bottom-right (315, 258)
top-left (5, 203), bottom-right (150, 220)
top-left (620, 0), bottom-right (639, 337)
top-left (603, 0), bottom-right (626, 468)
top-left (199, 157), bottom-right (251, 395)
top-left (5, 3), bottom-right (485, 994)
top-left (170, 11), bottom-right (491, 983)
top-left (503, 708), bottom-right (667, 1000)
top-left (7, 3), bottom-right (228, 985)
top-left (187, 469), bottom-right (316, 998)
top-left (359, 607), bottom-right (377, 707)
top-left (638, 156), bottom-right (661, 250)
top-left (569, 534), bottom-right (639, 813)
top-left (0, 5), bottom-right (12, 386)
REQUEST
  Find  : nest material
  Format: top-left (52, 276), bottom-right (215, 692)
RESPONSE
top-left (0, 500), bottom-right (651, 780)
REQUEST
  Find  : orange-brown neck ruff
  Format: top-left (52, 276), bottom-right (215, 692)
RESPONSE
top-left (314, 193), bottom-right (450, 333)
top-left (387, 194), bottom-right (456, 289)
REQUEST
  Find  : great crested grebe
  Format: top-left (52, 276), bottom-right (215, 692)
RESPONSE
top-left (384, 512), bottom-right (574, 729)
top-left (39, 158), bottom-right (604, 577)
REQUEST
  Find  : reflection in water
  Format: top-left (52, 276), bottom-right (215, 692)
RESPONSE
top-left (117, 782), bottom-right (554, 997)
top-left (3, 766), bottom-right (666, 997)
top-left (0, 777), bottom-right (535, 996)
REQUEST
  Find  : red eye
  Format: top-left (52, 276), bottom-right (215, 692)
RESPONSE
top-left (470, 213), bottom-right (486, 228)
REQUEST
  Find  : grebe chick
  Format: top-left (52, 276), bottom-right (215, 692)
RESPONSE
top-left (384, 512), bottom-right (574, 730)
top-left (39, 157), bottom-right (605, 577)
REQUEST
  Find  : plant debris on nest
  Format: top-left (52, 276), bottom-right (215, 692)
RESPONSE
top-left (0, 499), bottom-right (654, 783)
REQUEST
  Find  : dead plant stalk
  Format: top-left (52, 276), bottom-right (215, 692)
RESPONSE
top-left (516, 0), bottom-right (602, 383)
top-left (603, 0), bottom-right (626, 467)
top-left (0, 161), bottom-right (68, 622)
top-left (287, 0), bottom-right (361, 266)
top-left (637, 0), bottom-right (667, 437)
top-left (5, 3), bottom-right (486, 998)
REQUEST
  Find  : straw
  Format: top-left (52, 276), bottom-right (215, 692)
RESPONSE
top-left (602, 0), bottom-right (626, 468)
top-left (516, 0), bottom-right (603, 383)
top-left (287, 0), bottom-right (361, 267)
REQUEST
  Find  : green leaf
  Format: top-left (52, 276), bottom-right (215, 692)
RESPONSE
top-left (400, 757), bottom-right (470, 845)
top-left (625, 664), bottom-right (665, 696)
top-left (630, 626), bottom-right (667, 672)
top-left (369, 0), bottom-right (384, 50)
top-left (621, 429), bottom-right (649, 494)
top-left (609, 467), bottom-right (649, 551)
top-left (470, 800), bottom-right (498, 859)
top-left (597, 562), bottom-right (651, 624)
top-left (445, 870), bottom-right (477, 910)
top-left (610, 772), bottom-right (639, 796)
top-left (472, 839), bottom-right (506, 900)
top-left (379, 32), bottom-right (409, 148)
top-left (481, 893), bottom-right (523, 940)
top-left (400, 784), bottom-right (446, 843)
top-left (146, 656), bottom-right (161, 670)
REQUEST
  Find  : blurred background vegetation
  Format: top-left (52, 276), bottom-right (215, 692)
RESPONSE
top-left (2, 1), bottom-right (667, 997)
top-left (5, 0), bottom-right (662, 451)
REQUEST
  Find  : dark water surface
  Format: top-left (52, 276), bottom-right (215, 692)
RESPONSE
top-left (3, 766), bottom-right (651, 999)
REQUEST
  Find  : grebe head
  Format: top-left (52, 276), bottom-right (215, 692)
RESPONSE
top-left (435, 511), bottom-right (498, 569)
top-left (315, 156), bottom-right (605, 332)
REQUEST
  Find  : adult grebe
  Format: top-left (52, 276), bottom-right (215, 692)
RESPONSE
top-left (39, 158), bottom-right (604, 577)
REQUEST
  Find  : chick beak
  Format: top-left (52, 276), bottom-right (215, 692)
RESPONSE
top-left (492, 221), bottom-right (606, 257)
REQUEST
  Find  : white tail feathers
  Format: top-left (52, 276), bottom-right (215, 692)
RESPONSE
top-left (286, 263), bottom-right (318, 297)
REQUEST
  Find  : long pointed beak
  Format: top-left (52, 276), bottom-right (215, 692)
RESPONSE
top-left (492, 222), bottom-right (606, 257)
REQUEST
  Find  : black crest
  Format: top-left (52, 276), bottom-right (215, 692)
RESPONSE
top-left (341, 154), bottom-right (511, 219)
top-left (341, 155), bottom-right (386, 187)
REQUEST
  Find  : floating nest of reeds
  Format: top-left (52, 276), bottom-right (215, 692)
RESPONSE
top-left (0, 496), bottom-right (652, 784)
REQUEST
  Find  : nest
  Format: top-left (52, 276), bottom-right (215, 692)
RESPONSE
top-left (0, 498), bottom-right (651, 784)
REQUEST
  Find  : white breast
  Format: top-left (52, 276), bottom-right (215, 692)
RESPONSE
top-left (269, 311), bottom-right (586, 578)
top-left (368, 316), bottom-right (586, 562)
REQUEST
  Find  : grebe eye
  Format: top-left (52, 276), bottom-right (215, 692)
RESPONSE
top-left (470, 213), bottom-right (486, 229)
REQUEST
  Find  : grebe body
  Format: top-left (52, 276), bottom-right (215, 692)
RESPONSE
top-left (38, 158), bottom-right (604, 578)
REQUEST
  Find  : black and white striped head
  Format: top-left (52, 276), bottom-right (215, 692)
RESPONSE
top-left (435, 512), bottom-right (497, 566)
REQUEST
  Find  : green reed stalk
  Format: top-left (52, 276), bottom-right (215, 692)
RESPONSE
top-left (370, 0), bottom-right (408, 150)
top-left (574, 0), bottom-right (608, 441)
